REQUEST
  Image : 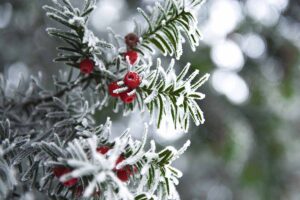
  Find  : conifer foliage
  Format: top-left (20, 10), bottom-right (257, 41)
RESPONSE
top-left (0, 0), bottom-right (208, 199)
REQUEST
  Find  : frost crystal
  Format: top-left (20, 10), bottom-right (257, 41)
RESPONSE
top-left (83, 29), bottom-right (100, 49)
top-left (68, 16), bottom-right (85, 26)
top-left (0, 0), bottom-right (210, 199)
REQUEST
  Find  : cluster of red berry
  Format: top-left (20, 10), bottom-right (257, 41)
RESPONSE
top-left (52, 146), bottom-right (137, 189)
top-left (79, 33), bottom-right (140, 74)
top-left (78, 33), bottom-right (141, 104)
top-left (124, 33), bottom-right (140, 65)
top-left (96, 146), bottom-right (137, 182)
top-left (107, 33), bottom-right (141, 103)
top-left (108, 71), bottom-right (141, 104)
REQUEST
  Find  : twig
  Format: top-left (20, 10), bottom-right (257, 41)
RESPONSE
top-left (22, 75), bottom-right (92, 108)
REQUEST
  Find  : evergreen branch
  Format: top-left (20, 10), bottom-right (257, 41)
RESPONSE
top-left (137, 59), bottom-right (209, 131)
top-left (22, 75), bottom-right (92, 108)
top-left (0, 73), bottom-right (108, 197)
top-left (137, 0), bottom-right (203, 59)
top-left (44, 0), bottom-right (114, 69)
top-left (0, 0), bottom-right (209, 198)
top-left (0, 155), bottom-right (16, 199)
top-left (35, 122), bottom-right (187, 200)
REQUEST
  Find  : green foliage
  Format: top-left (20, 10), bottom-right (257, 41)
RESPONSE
top-left (137, 59), bottom-right (209, 131)
top-left (33, 121), bottom-right (188, 199)
top-left (43, 0), bottom-right (209, 132)
top-left (0, 121), bottom-right (17, 199)
top-left (137, 0), bottom-right (203, 59)
top-left (0, 0), bottom-right (209, 198)
top-left (44, 0), bottom-right (113, 67)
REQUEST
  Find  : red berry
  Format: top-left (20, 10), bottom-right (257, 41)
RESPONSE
top-left (53, 166), bottom-right (68, 177)
top-left (53, 167), bottom-right (78, 187)
top-left (124, 51), bottom-right (138, 65)
top-left (117, 168), bottom-right (130, 182)
top-left (116, 155), bottom-right (125, 165)
top-left (63, 177), bottom-right (78, 187)
top-left (114, 156), bottom-right (130, 182)
top-left (96, 146), bottom-right (111, 154)
top-left (95, 147), bottom-right (137, 183)
top-left (112, 155), bottom-right (137, 182)
top-left (108, 82), bottom-right (121, 97)
top-left (125, 33), bottom-right (139, 48)
top-left (124, 72), bottom-right (141, 89)
top-left (113, 155), bottom-right (125, 171)
top-left (120, 91), bottom-right (136, 104)
top-left (80, 59), bottom-right (94, 74)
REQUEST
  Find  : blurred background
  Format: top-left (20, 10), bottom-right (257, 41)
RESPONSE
top-left (1, 0), bottom-right (300, 199)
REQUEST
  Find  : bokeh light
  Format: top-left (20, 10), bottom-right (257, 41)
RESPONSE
top-left (212, 70), bottom-right (249, 104)
top-left (211, 40), bottom-right (245, 71)
top-left (91, 0), bottom-right (132, 34)
top-left (0, 3), bottom-right (12, 29)
top-left (154, 116), bottom-right (185, 143)
top-left (202, 0), bottom-right (243, 45)
top-left (7, 62), bottom-right (29, 88)
top-left (241, 33), bottom-right (266, 59)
